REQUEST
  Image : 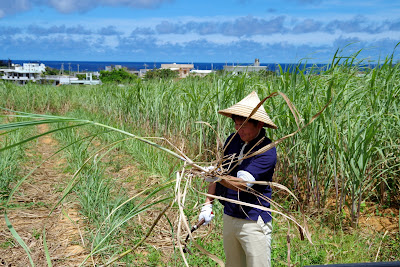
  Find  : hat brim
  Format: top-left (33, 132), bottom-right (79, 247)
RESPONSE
top-left (218, 104), bottom-right (277, 129)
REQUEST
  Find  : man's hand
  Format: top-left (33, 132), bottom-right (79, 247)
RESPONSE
top-left (198, 204), bottom-right (214, 225)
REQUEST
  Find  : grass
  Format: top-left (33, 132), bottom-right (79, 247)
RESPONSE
top-left (272, 219), bottom-right (400, 265)
top-left (49, 123), bottom-right (175, 264)
top-left (0, 45), bottom-right (399, 265)
top-left (0, 117), bottom-right (33, 209)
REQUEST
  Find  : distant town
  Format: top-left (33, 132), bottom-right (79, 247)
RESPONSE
top-left (0, 59), bottom-right (269, 85)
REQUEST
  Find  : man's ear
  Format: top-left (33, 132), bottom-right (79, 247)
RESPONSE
top-left (257, 121), bottom-right (264, 129)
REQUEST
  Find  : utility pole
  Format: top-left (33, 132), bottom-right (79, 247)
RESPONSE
top-left (77, 64), bottom-right (80, 73)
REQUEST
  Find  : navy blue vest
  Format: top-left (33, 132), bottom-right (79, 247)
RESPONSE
top-left (216, 128), bottom-right (276, 222)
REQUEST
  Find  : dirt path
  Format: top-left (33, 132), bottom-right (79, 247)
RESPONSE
top-left (0, 124), bottom-right (88, 266)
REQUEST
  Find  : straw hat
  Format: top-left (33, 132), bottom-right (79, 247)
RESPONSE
top-left (218, 91), bottom-right (277, 129)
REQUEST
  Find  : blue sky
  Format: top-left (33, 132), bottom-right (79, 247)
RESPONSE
top-left (0, 0), bottom-right (399, 63)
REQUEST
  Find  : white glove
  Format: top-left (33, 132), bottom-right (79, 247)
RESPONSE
top-left (198, 204), bottom-right (214, 225)
top-left (203, 166), bottom-right (216, 172)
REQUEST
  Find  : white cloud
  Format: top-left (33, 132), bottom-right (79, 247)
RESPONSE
top-left (48, 0), bottom-right (88, 13)
top-left (2, 31), bottom-right (398, 63)
top-left (0, 0), bottom-right (32, 18)
top-left (1, 1), bottom-right (399, 63)
top-left (0, 0), bottom-right (173, 17)
top-left (48, 0), bottom-right (172, 13)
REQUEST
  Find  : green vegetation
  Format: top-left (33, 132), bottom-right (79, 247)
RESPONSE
top-left (43, 66), bottom-right (59, 75)
top-left (0, 117), bottom-right (32, 207)
top-left (144, 68), bottom-right (179, 80)
top-left (99, 68), bottom-right (138, 83)
top-left (75, 73), bottom-right (86, 80)
top-left (0, 46), bottom-right (399, 266)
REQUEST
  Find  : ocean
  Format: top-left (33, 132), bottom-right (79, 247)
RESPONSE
top-left (11, 60), bottom-right (329, 73)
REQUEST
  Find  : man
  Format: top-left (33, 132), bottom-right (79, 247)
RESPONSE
top-left (199, 91), bottom-right (277, 267)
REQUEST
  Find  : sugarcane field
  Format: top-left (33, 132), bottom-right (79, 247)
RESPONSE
top-left (1, 51), bottom-right (399, 266)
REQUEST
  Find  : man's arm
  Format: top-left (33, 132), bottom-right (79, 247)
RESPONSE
top-left (219, 147), bottom-right (277, 192)
top-left (205, 182), bottom-right (217, 204)
top-left (219, 175), bottom-right (247, 191)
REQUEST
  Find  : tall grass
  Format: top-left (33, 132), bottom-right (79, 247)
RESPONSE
top-left (1, 53), bottom-right (399, 222)
top-left (47, 120), bottom-right (175, 264)
top-left (0, 117), bottom-right (32, 207)
top-left (1, 47), bottom-right (399, 265)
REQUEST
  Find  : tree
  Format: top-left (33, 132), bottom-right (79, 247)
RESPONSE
top-left (99, 69), bottom-right (138, 83)
top-left (44, 67), bottom-right (59, 75)
top-left (144, 68), bottom-right (178, 80)
top-left (76, 74), bottom-right (86, 80)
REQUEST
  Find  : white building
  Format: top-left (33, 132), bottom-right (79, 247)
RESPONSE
top-left (161, 63), bottom-right (194, 78)
top-left (223, 59), bottom-right (267, 74)
top-left (190, 69), bottom-right (214, 77)
top-left (1, 62), bottom-right (101, 85)
top-left (59, 73), bottom-right (101, 85)
top-left (42, 72), bottom-right (101, 85)
top-left (138, 69), bottom-right (150, 78)
top-left (0, 63), bottom-right (46, 84)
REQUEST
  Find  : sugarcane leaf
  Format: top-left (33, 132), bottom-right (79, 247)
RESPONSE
top-left (4, 212), bottom-right (35, 267)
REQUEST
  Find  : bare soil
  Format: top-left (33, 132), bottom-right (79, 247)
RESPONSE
top-left (0, 124), bottom-right (181, 266)
top-left (1, 123), bottom-right (397, 266)
top-left (0, 124), bottom-right (88, 266)
top-left (358, 206), bottom-right (399, 233)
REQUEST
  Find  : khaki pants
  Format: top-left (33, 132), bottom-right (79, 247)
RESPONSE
top-left (223, 214), bottom-right (272, 267)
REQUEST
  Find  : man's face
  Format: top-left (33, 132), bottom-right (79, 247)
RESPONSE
top-left (233, 117), bottom-right (263, 143)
